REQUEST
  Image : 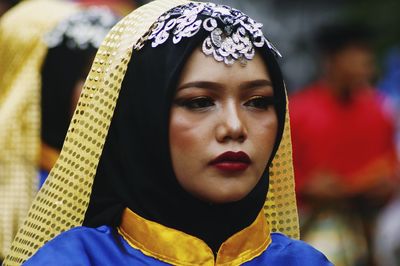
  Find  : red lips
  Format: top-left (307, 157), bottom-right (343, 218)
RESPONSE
top-left (209, 151), bottom-right (251, 171)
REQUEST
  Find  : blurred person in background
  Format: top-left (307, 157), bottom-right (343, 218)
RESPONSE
top-left (0, 0), bottom-right (118, 261)
top-left (290, 23), bottom-right (398, 266)
top-left (39, 3), bottom-right (119, 186)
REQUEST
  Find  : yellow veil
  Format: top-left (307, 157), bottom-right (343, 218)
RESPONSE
top-left (4, 1), bottom-right (298, 265)
top-left (0, 0), bottom-right (79, 261)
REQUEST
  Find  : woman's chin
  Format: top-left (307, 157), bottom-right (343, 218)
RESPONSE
top-left (193, 188), bottom-right (250, 204)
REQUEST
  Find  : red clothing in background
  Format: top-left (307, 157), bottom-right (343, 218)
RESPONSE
top-left (290, 80), bottom-right (397, 195)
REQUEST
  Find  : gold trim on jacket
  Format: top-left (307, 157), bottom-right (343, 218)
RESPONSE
top-left (118, 208), bottom-right (271, 266)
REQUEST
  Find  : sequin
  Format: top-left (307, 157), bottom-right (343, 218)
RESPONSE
top-left (203, 18), bottom-right (217, 32)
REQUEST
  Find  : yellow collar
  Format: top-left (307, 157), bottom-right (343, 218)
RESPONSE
top-left (118, 208), bottom-right (271, 266)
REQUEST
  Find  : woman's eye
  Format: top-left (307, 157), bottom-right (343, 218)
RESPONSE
top-left (245, 96), bottom-right (275, 110)
top-left (175, 97), bottom-right (215, 110)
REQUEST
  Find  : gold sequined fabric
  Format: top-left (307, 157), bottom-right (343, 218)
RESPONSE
top-left (4, 0), bottom-right (299, 264)
top-left (0, 0), bottom-right (79, 261)
top-left (264, 100), bottom-right (299, 239)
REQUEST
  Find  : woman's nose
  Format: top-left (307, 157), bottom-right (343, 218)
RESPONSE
top-left (216, 103), bottom-right (247, 143)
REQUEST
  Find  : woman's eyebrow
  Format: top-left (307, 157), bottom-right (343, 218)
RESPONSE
top-left (177, 79), bottom-right (273, 91)
top-left (239, 79), bottom-right (272, 90)
top-left (177, 81), bottom-right (223, 91)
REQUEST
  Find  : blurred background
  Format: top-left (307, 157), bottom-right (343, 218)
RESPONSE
top-left (213, 0), bottom-right (400, 92)
top-left (1, 0), bottom-right (400, 265)
top-left (2, 0), bottom-right (399, 91)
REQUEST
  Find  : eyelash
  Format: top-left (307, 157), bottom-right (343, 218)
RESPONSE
top-left (244, 96), bottom-right (275, 110)
top-left (174, 96), bottom-right (275, 111)
top-left (175, 97), bottom-right (214, 110)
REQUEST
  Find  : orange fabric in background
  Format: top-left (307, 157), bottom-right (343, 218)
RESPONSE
top-left (290, 80), bottom-right (398, 194)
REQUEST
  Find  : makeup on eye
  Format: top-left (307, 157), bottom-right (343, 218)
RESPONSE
top-left (174, 96), bottom-right (215, 110)
top-left (173, 78), bottom-right (275, 111)
top-left (173, 94), bottom-right (275, 111)
top-left (244, 95), bottom-right (276, 110)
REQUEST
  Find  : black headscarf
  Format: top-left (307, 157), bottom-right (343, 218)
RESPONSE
top-left (41, 45), bottom-right (95, 150)
top-left (83, 8), bottom-right (287, 254)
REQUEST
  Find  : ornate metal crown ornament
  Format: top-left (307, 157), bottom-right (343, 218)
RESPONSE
top-left (45, 7), bottom-right (118, 50)
top-left (141, 2), bottom-right (281, 65)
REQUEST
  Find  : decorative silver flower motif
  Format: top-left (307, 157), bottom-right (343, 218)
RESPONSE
top-left (45, 7), bottom-right (118, 50)
top-left (145, 2), bottom-right (282, 65)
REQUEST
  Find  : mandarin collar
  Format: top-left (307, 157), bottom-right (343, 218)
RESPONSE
top-left (118, 208), bottom-right (271, 265)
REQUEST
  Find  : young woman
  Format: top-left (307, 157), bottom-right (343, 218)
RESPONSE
top-left (5, 1), bottom-right (332, 265)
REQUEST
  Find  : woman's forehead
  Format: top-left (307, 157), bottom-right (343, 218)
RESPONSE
top-left (178, 49), bottom-right (271, 89)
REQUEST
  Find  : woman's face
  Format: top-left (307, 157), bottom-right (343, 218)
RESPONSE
top-left (169, 49), bottom-right (278, 204)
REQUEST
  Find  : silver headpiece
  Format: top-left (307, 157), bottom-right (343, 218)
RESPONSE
top-left (143, 2), bottom-right (281, 65)
top-left (45, 6), bottom-right (118, 50)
